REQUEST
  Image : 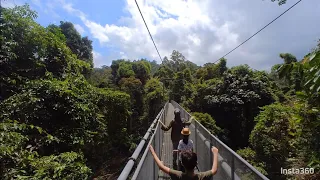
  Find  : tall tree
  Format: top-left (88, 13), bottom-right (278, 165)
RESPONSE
top-left (59, 21), bottom-right (93, 66)
top-left (0, 5), bottom-right (132, 179)
top-left (149, 60), bottom-right (160, 75)
top-left (217, 58), bottom-right (228, 76)
top-left (119, 77), bottom-right (143, 131)
top-left (203, 65), bottom-right (275, 149)
top-left (132, 60), bottom-right (151, 85)
top-left (0, 5), bottom-right (90, 100)
top-left (170, 71), bottom-right (185, 103)
top-left (88, 66), bottom-right (114, 88)
top-left (144, 78), bottom-right (165, 125)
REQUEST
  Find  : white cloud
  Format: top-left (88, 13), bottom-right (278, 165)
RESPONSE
top-left (31, 0), bottom-right (41, 8)
top-left (93, 51), bottom-right (104, 68)
top-left (59, 0), bottom-right (86, 20)
top-left (119, 51), bottom-right (128, 59)
top-left (1, 0), bottom-right (23, 8)
top-left (56, 0), bottom-right (320, 70)
top-left (44, 1), bottom-right (60, 19)
top-left (74, 24), bottom-right (85, 35)
top-left (30, 0), bottom-right (60, 19)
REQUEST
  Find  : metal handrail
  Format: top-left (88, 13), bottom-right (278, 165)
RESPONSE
top-left (131, 116), bottom-right (160, 179)
top-left (117, 102), bottom-right (167, 180)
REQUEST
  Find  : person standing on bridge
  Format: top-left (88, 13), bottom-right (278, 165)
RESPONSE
top-left (160, 108), bottom-right (186, 169)
top-left (176, 127), bottom-right (194, 172)
top-left (149, 145), bottom-right (218, 180)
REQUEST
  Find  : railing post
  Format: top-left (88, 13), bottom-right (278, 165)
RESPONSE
top-left (153, 140), bottom-right (156, 180)
top-left (209, 142), bottom-right (213, 179)
top-left (195, 122), bottom-right (198, 153)
top-left (231, 155), bottom-right (235, 180)
top-left (158, 124), bottom-right (160, 159)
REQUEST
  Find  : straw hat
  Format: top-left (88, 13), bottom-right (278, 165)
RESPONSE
top-left (181, 128), bottom-right (191, 135)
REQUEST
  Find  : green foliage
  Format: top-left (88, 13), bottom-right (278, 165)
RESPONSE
top-left (1, 3), bottom-right (319, 179)
top-left (160, 50), bottom-right (198, 74)
top-left (132, 60), bottom-right (151, 85)
top-left (305, 51), bottom-right (320, 93)
top-left (185, 79), bottom-right (220, 112)
top-left (183, 68), bottom-right (192, 82)
top-left (144, 78), bottom-right (165, 124)
top-left (110, 60), bottom-right (137, 84)
top-left (149, 60), bottom-right (160, 75)
top-left (0, 5), bottom-right (91, 99)
top-left (280, 53), bottom-right (297, 64)
top-left (250, 103), bottom-right (301, 179)
top-left (119, 77), bottom-right (144, 130)
top-left (29, 152), bottom-right (91, 180)
top-left (154, 65), bottom-right (174, 88)
top-left (269, 64), bottom-right (290, 94)
top-left (169, 50), bottom-right (187, 71)
top-left (203, 66), bottom-right (275, 149)
top-left (185, 60), bottom-right (199, 72)
top-left (87, 66), bottom-right (114, 88)
top-left (108, 59), bottom-right (153, 132)
top-left (170, 72), bottom-right (186, 103)
top-left (217, 58), bottom-right (227, 76)
top-left (192, 112), bottom-right (222, 135)
top-left (194, 67), bottom-right (208, 81)
top-left (277, 53), bottom-right (304, 92)
top-left (59, 21), bottom-right (93, 66)
top-left (47, 24), bottom-right (67, 43)
top-left (229, 64), bottom-right (253, 77)
top-left (118, 62), bottom-right (135, 78)
top-left (277, 51), bottom-right (320, 94)
top-left (0, 120), bottom-right (91, 179)
top-left (205, 63), bottom-right (219, 80)
top-left (236, 147), bottom-right (268, 176)
top-left (0, 76), bottom-right (131, 176)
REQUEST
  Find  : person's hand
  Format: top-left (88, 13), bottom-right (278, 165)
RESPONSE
top-left (211, 146), bottom-right (218, 154)
top-left (149, 145), bottom-right (155, 154)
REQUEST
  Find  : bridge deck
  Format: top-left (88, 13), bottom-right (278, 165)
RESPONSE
top-left (158, 103), bottom-right (201, 179)
top-left (158, 103), bottom-right (174, 180)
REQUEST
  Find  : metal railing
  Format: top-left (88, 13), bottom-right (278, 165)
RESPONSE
top-left (118, 101), bottom-right (269, 180)
top-left (171, 100), bottom-right (269, 180)
top-left (118, 102), bottom-right (169, 180)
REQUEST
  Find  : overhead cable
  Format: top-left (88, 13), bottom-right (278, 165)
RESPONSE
top-left (135, 0), bottom-right (163, 62)
top-left (213, 0), bottom-right (303, 64)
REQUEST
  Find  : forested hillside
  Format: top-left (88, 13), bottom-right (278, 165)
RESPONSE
top-left (1, 4), bottom-right (319, 180)
top-left (0, 4), bottom-right (165, 179)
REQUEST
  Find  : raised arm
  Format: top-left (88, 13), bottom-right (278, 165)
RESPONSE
top-left (149, 145), bottom-right (170, 174)
top-left (211, 146), bottom-right (219, 175)
top-left (161, 120), bottom-right (173, 131)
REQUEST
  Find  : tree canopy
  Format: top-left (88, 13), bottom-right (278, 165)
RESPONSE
top-left (1, 3), bottom-right (319, 180)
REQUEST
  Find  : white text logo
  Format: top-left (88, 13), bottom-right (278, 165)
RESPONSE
top-left (280, 167), bottom-right (314, 175)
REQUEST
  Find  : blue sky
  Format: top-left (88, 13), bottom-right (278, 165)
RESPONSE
top-left (27, 0), bottom-right (128, 67)
top-left (2, 0), bottom-right (320, 70)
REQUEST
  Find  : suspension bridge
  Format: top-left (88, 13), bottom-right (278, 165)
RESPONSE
top-left (117, 100), bottom-right (269, 180)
